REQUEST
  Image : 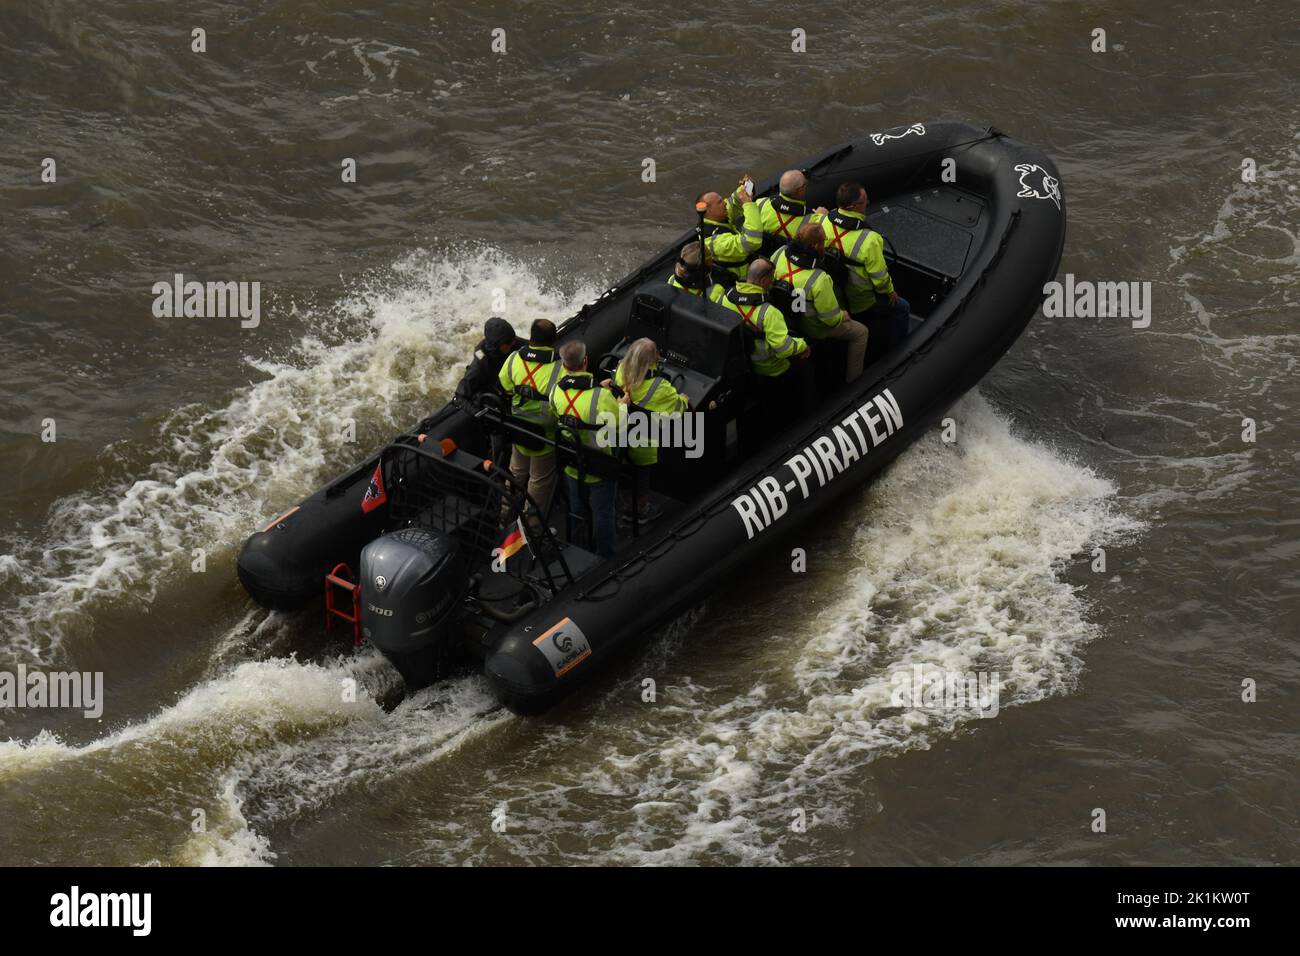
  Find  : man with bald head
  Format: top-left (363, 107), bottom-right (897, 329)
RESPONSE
top-left (695, 174), bottom-right (764, 283)
top-left (721, 258), bottom-right (812, 442)
top-left (756, 169), bottom-right (829, 244)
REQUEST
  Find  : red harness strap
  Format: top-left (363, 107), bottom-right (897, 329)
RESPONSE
top-left (775, 209), bottom-right (798, 238)
top-left (737, 303), bottom-right (761, 331)
top-left (779, 260), bottom-right (804, 285)
top-left (559, 388), bottom-right (584, 418)
top-left (519, 358), bottom-right (545, 392)
top-left (829, 222), bottom-right (850, 254)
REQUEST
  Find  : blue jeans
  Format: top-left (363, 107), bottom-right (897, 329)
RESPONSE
top-left (854, 294), bottom-right (911, 361)
top-left (564, 475), bottom-right (618, 557)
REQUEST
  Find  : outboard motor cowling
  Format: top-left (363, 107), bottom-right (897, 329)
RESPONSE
top-left (359, 528), bottom-right (467, 689)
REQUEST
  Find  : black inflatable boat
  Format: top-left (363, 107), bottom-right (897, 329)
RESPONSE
top-left (237, 121), bottom-right (1066, 714)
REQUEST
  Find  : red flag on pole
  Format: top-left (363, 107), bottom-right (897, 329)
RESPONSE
top-left (361, 463), bottom-right (387, 513)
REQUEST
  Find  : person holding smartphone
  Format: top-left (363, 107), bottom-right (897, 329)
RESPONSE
top-left (693, 174), bottom-right (763, 284)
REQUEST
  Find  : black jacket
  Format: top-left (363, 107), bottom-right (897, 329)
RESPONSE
top-left (454, 336), bottom-right (523, 405)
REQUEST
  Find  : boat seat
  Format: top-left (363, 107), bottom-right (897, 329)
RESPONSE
top-left (766, 281), bottom-right (803, 336)
top-left (621, 282), bottom-right (750, 402)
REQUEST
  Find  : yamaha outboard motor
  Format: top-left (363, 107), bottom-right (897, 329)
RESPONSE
top-left (359, 527), bottom-right (467, 689)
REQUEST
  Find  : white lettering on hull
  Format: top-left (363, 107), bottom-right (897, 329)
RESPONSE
top-left (731, 388), bottom-right (903, 540)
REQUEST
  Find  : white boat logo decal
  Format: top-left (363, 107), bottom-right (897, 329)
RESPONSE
top-left (1014, 163), bottom-right (1061, 210)
top-left (870, 123), bottom-right (925, 146)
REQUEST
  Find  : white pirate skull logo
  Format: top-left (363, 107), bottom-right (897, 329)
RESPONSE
top-left (870, 123), bottom-right (926, 146)
top-left (1014, 163), bottom-right (1061, 210)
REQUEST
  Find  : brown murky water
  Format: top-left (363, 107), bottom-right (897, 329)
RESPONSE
top-left (0, 0), bottom-right (1296, 865)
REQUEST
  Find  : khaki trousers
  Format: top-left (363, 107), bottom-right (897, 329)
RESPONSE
top-left (822, 317), bottom-right (869, 382)
top-left (509, 448), bottom-right (557, 522)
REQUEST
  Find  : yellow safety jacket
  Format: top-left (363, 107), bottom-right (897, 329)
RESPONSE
top-left (821, 208), bottom-right (894, 312)
top-left (722, 282), bottom-right (808, 377)
top-left (498, 345), bottom-right (561, 457)
top-left (614, 363), bottom-right (688, 467)
top-left (702, 188), bottom-right (763, 279)
top-left (757, 193), bottom-right (822, 242)
top-left (549, 371), bottom-right (621, 483)
top-left (668, 273), bottom-right (727, 304)
top-left (771, 244), bottom-right (845, 338)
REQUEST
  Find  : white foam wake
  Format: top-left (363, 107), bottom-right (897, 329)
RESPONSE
top-left (470, 392), bottom-right (1143, 865)
top-left (0, 248), bottom-right (601, 662)
top-left (0, 651), bottom-right (505, 866)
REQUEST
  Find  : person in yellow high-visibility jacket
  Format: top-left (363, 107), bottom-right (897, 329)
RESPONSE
top-left (696, 175), bottom-right (764, 281)
top-left (721, 259), bottom-right (812, 446)
top-left (822, 181), bottom-right (911, 362)
top-left (497, 319), bottom-right (562, 520)
top-left (549, 340), bottom-right (621, 557)
top-left (771, 223), bottom-right (869, 382)
top-left (721, 259), bottom-right (810, 377)
top-left (610, 337), bottom-right (688, 522)
top-left (667, 240), bottom-right (727, 304)
top-left (756, 169), bottom-right (829, 244)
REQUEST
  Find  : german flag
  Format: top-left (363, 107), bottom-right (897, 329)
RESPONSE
top-left (496, 521), bottom-right (527, 562)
